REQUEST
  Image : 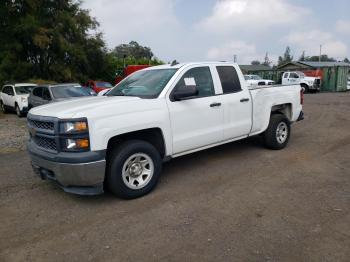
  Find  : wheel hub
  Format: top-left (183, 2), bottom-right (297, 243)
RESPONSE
top-left (129, 163), bottom-right (143, 177)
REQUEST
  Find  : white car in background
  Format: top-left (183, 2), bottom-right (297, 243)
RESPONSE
top-left (244, 75), bottom-right (275, 86)
top-left (0, 83), bottom-right (37, 117)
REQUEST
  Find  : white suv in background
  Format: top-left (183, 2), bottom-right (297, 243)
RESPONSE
top-left (0, 83), bottom-right (37, 117)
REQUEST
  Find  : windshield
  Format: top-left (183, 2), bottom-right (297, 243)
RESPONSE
top-left (51, 85), bottom-right (92, 99)
top-left (15, 85), bottom-right (36, 94)
top-left (251, 75), bottom-right (262, 80)
top-left (108, 69), bottom-right (178, 98)
top-left (96, 82), bottom-right (113, 88)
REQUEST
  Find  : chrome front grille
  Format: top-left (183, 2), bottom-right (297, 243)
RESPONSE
top-left (27, 115), bottom-right (58, 152)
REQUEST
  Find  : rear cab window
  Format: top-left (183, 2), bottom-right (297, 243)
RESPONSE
top-left (216, 66), bottom-right (242, 94)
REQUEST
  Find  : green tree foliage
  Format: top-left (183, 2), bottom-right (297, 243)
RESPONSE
top-left (251, 60), bottom-right (261, 65)
top-left (278, 46), bottom-right (293, 65)
top-left (344, 57), bottom-right (350, 63)
top-left (299, 51), bottom-right (306, 61)
top-left (303, 55), bottom-right (336, 62)
top-left (0, 0), bottom-right (115, 83)
top-left (112, 41), bottom-right (163, 69)
top-left (262, 52), bottom-right (271, 67)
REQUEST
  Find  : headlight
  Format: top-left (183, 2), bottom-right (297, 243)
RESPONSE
top-left (60, 120), bottom-right (88, 133)
top-left (64, 138), bottom-right (89, 150)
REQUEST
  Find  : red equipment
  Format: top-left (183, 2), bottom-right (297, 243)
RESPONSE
top-left (115, 65), bottom-right (151, 85)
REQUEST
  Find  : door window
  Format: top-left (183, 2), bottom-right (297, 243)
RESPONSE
top-left (284, 73), bottom-right (289, 78)
top-left (216, 66), bottom-right (242, 94)
top-left (290, 73), bottom-right (299, 78)
top-left (2, 86), bottom-right (11, 94)
top-left (33, 87), bottom-right (43, 98)
top-left (42, 88), bottom-right (51, 100)
top-left (173, 67), bottom-right (215, 99)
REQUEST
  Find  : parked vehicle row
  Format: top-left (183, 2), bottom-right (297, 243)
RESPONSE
top-left (27, 62), bottom-right (304, 199)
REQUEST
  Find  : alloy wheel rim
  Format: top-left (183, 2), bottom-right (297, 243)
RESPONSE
top-left (121, 153), bottom-right (154, 190)
top-left (276, 122), bottom-right (288, 144)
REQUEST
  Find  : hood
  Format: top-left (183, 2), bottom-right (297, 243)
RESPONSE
top-left (17, 94), bottom-right (30, 99)
top-left (29, 96), bottom-right (142, 118)
top-left (304, 76), bottom-right (320, 81)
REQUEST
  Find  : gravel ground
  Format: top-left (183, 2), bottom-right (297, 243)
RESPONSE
top-left (0, 93), bottom-right (349, 261)
top-left (0, 112), bottom-right (28, 154)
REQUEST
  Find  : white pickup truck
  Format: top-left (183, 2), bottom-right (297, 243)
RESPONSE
top-left (282, 71), bottom-right (321, 93)
top-left (27, 62), bottom-right (304, 199)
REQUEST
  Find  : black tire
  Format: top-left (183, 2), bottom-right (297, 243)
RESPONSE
top-left (106, 140), bottom-right (162, 199)
top-left (0, 101), bottom-right (7, 113)
top-left (15, 104), bottom-right (23, 117)
top-left (263, 114), bottom-right (290, 150)
top-left (301, 84), bottom-right (309, 93)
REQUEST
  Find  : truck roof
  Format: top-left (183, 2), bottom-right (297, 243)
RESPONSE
top-left (147, 61), bottom-right (237, 70)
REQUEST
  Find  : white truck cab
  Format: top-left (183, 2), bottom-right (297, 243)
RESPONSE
top-left (0, 83), bottom-right (37, 116)
top-left (282, 71), bottom-right (321, 93)
top-left (27, 62), bottom-right (304, 199)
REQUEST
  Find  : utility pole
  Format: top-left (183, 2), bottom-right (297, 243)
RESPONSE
top-left (233, 55), bottom-right (237, 63)
top-left (319, 45), bottom-right (322, 62)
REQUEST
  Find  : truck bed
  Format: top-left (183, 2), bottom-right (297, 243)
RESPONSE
top-left (248, 84), bottom-right (302, 136)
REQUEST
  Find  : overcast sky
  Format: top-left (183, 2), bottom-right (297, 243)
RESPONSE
top-left (82, 0), bottom-right (350, 65)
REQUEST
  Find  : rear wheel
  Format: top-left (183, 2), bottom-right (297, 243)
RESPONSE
top-left (0, 101), bottom-right (7, 113)
top-left (106, 140), bottom-right (162, 199)
top-left (263, 114), bottom-right (290, 150)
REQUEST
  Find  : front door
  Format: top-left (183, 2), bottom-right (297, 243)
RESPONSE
top-left (167, 66), bottom-right (224, 154)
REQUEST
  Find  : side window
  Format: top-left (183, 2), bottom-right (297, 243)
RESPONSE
top-left (42, 87), bottom-right (51, 100)
top-left (216, 66), bottom-right (242, 94)
top-left (33, 87), bottom-right (43, 98)
top-left (284, 73), bottom-right (289, 78)
top-left (290, 73), bottom-right (299, 78)
top-left (174, 67), bottom-right (215, 98)
top-left (7, 86), bottom-right (14, 95)
top-left (2, 86), bottom-right (9, 94)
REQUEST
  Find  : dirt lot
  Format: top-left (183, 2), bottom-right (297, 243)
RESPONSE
top-left (0, 93), bottom-right (349, 262)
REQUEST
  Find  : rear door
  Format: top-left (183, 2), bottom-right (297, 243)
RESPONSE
top-left (167, 66), bottom-right (224, 154)
top-left (214, 66), bottom-right (252, 140)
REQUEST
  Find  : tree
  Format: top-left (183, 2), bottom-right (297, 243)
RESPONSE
top-left (262, 52), bottom-right (271, 67)
top-left (278, 46), bottom-right (293, 65)
top-left (251, 60), bottom-right (261, 65)
top-left (303, 55), bottom-right (336, 62)
top-left (0, 0), bottom-right (115, 83)
top-left (343, 58), bottom-right (349, 63)
top-left (111, 41), bottom-right (163, 69)
top-left (113, 41), bottom-right (153, 60)
top-left (299, 51), bottom-right (306, 61)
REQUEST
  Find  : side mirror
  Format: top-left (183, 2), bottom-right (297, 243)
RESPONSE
top-left (172, 85), bottom-right (198, 101)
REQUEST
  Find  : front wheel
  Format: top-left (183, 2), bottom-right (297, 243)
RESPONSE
top-left (106, 140), bottom-right (162, 199)
top-left (263, 114), bottom-right (290, 150)
top-left (15, 104), bottom-right (23, 117)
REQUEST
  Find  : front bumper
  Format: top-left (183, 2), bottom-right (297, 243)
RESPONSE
top-left (28, 142), bottom-right (106, 195)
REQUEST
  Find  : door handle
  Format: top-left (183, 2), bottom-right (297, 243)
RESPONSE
top-left (240, 98), bottom-right (250, 102)
top-left (210, 102), bottom-right (221, 107)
